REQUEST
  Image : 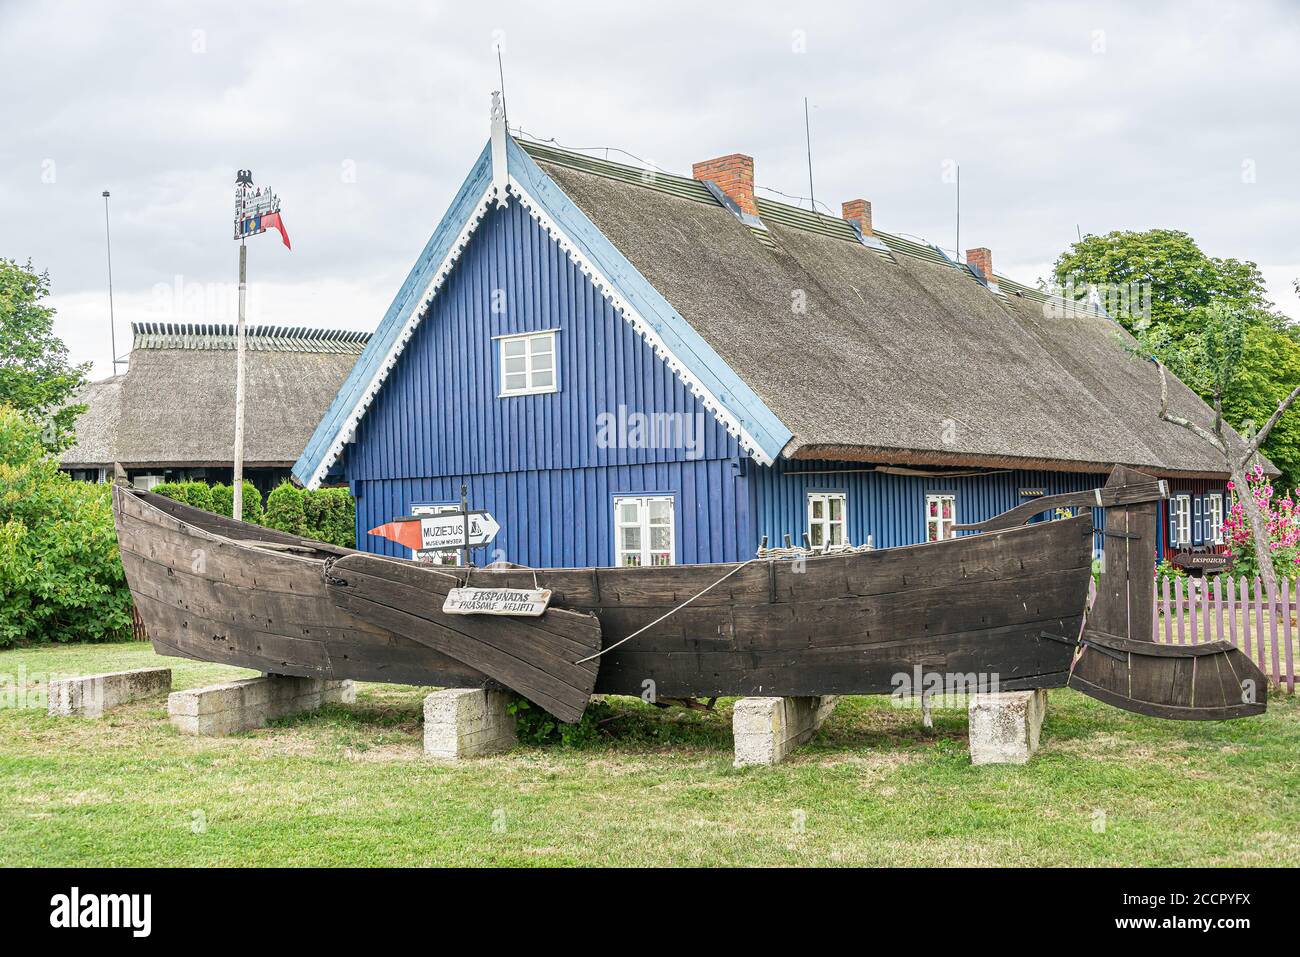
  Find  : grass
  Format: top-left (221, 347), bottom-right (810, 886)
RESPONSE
top-left (1, 641), bottom-right (1298, 867)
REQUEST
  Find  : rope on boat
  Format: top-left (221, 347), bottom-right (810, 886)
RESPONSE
top-left (575, 558), bottom-right (761, 664)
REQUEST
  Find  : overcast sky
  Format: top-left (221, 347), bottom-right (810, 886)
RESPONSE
top-left (3, 0), bottom-right (1298, 378)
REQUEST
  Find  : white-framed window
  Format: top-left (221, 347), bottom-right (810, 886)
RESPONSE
top-left (1170, 494), bottom-right (1192, 546)
top-left (614, 495), bottom-right (674, 567)
top-left (1205, 492), bottom-right (1225, 545)
top-left (498, 330), bottom-right (557, 396)
top-left (807, 492), bottom-right (847, 549)
top-left (926, 493), bottom-right (957, 542)
top-left (410, 502), bottom-right (463, 566)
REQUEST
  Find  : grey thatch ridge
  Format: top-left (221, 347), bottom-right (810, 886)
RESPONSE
top-left (131, 322), bottom-right (369, 354)
top-left (532, 149), bottom-right (1251, 478)
top-left (62, 323), bottom-right (370, 469)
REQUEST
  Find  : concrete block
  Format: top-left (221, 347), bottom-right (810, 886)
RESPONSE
top-left (168, 674), bottom-right (350, 736)
top-left (732, 695), bottom-right (837, 767)
top-left (423, 688), bottom-right (517, 760)
top-left (968, 689), bottom-right (1048, 765)
top-left (48, 668), bottom-right (172, 718)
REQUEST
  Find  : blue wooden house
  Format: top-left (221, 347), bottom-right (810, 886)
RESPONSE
top-left (294, 101), bottom-right (1245, 569)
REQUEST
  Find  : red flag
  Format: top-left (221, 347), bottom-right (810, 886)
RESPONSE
top-left (368, 519), bottom-right (422, 551)
top-left (262, 211), bottom-right (291, 249)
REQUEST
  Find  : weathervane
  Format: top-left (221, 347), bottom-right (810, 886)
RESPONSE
top-left (229, 168), bottom-right (291, 522)
top-left (233, 170), bottom-right (290, 247)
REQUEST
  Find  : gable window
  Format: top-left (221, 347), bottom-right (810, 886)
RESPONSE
top-left (1204, 492), bottom-right (1225, 546)
top-left (498, 331), bottom-right (557, 396)
top-left (926, 493), bottom-right (957, 542)
top-left (1169, 495), bottom-right (1192, 547)
top-left (614, 495), bottom-right (674, 567)
top-left (807, 492), bottom-right (847, 549)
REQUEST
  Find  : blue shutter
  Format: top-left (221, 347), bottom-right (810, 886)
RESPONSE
top-left (1168, 499), bottom-right (1178, 544)
top-left (1193, 495), bottom-right (1203, 546)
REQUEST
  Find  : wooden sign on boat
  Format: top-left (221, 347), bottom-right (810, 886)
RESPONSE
top-left (443, 586), bottom-right (552, 617)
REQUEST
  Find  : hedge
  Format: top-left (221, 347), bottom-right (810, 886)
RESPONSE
top-left (155, 480), bottom-right (353, 548)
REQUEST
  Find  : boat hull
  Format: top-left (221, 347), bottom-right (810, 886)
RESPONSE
top-left (117, 485), bottom-right (1094, 706)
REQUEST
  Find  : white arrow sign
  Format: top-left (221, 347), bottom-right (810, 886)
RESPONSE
top-left (417, 511), bottom-right (500, 551)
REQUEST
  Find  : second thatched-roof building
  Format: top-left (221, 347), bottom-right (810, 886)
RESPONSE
top-left (62, 322), bottom-right (369, 495)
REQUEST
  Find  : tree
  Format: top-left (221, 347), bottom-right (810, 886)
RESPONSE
top-left (0, 259), bottom-right (90, 450)
top-left (1051, 229), bottom-right (1273, 336)
top-left (1153, 305), bottom-right (1300, 600)
top-left (0, 406), bottom-right (132, 645)
top-left (1053, 229), bottom-right (1300, 488)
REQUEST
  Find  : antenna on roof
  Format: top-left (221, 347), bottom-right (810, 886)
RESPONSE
top-left (955, 164), bottom-right (961, 262)
top-left (495, 39), bottom-right (508, 125)
top-left (803, 97), bottom-right (816, 213)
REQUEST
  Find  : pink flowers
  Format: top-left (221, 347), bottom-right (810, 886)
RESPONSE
top-left (1224, 467), bottom-right (1300, 579)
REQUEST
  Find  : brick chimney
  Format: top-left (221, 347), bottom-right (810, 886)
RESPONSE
top-left (841, 199), bottom-right (873, 237)
top-left (966, 247), bottom-right (993, 281)
top-left (692, 153), bottom-right (757, 217)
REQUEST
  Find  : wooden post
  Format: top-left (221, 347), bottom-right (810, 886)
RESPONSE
top-left (232, 238), bottom-right (248, 522)
top-left (459, 483), bottom-right (470, 568)
top-left (1092, 465), bottom-right (1160, 641)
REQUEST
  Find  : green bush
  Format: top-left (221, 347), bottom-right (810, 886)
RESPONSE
top-left (305, 486), bottom-right (355, 548)
top-left (209, 483), bottom-right (232, 517)
top-left (177, 481), bottom-right (213, 512)
top-left (264, 482), bottom-right (307, 537)
top-left (0, 407), bottom-right (132, 646)
top-left (154, 478), bottom-right (349, 544)
top-left (208, 481), bottom-right (263, 524)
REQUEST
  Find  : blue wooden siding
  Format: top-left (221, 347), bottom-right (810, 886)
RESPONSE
top-left (353, 459), bottom-right (749, 566)
top-left (750, 461), bottom-right (1110, 557)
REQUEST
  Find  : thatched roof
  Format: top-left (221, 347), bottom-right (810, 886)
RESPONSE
top-left (529, 143), bottom-right (1252, 478)
top-left (62, 323), bottom-right (369, 469)
top-left (60, 375), bottom-right (124, 467)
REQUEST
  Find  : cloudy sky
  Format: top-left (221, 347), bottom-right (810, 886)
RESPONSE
top-left (3, 0), bottom-right (1298, 378)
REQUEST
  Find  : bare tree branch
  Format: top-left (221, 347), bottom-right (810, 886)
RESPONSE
top-left (1157, 360), bottom-right (1227, 454)
top-left (1247, 381), bottom-right (1300, 453)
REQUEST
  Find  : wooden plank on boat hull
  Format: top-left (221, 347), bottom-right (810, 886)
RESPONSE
top-left (327, 554), bottom-right (601, 723)
top-left (1069, 629), bottom-right (1268, 720)
top-left (594, 619), bottom-right (1080, 697)
top-left (468, 514), bottom-right (1095, 609)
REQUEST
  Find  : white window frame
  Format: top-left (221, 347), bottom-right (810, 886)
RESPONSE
top-left (926, 493), bottom-right (957, 542)
top-left (1171, 495), bottom-right (1192, 547)
top-left (1205, 492), bottom-right (1224, 546)
top-left (806, 492), bottom-right (847, 550)
top-left (497, 330), bottom-right (558, 397)
top-left (613, 495), bottom-right (675, 567)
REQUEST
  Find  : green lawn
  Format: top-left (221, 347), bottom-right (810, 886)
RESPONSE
top-left (1, 641), bottom-right (1297, 867)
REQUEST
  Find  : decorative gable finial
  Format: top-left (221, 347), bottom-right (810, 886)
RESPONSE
top-left (490, 91), bottom-right (508, 208)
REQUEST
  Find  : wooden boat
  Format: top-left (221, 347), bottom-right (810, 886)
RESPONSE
top-left (113, 465), bottom-right (1266, 725)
